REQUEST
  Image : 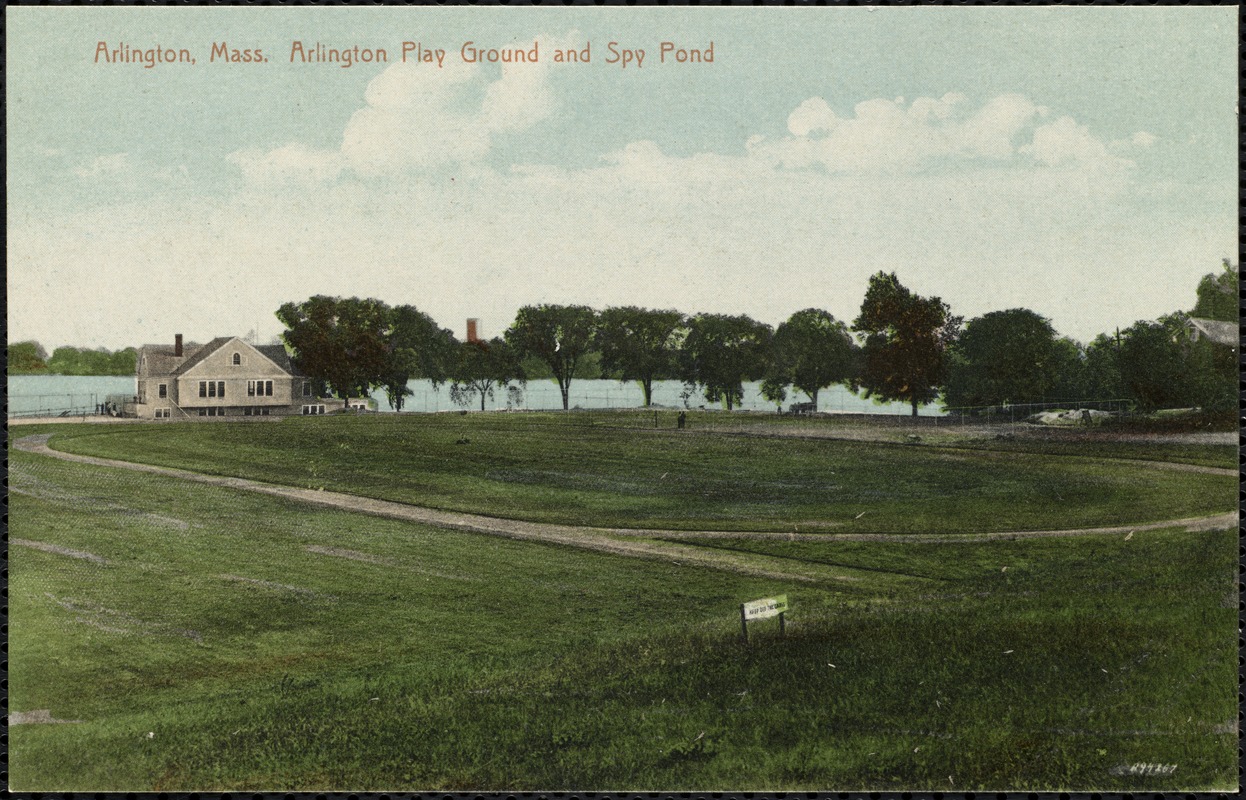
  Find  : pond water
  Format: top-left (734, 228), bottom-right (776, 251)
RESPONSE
top-left (7, 375), bottom-right (940, 417)
top-left (8, 375), bottom-right (138, 416)
top-left (366, 378), bottom-right (939, 416)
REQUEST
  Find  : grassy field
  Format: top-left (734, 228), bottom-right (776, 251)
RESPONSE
top-left (9, 415), bottom-right (1238, 791)
top-left (43, 413), bottom-right (1233, 533)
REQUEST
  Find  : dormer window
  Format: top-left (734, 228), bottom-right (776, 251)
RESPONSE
top-left (232, 352), bottom-right (242, 365)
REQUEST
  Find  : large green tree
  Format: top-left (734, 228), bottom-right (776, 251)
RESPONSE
top-left (8, 341), bottom-right (48, 374)
top-left (1118, 315), bottom-right (1235, 413)
top-left (505, 304), bottom-right (598, 411)
top-left (1182, 260), bottom-right (1237, 412)
top-left (1084, 262), bottom-right (1237, 414)
top-left (1117, 316), bottom-right (1192, 411)
top-left (1080, 332), bottom-right (1124, 400)
top-left (595, 307), bottom-right (686, 407)
top-left (381, 305), bottom-right (457, 412)
top-left (277, 296), bottom-right (392, 409)
top-left (942, 308), bottom-right (1069, 408)
top-left (768, 308), bottom-right (857, 411)
top-left (679, 313), bottom-right (772, 410)
top-left (852, 272), bottom-right (961, 417)
top-left (1045, 336), bottom-right (1089, 400)
top-left (1191, 258), bottom-right (1237, 322)
top-left (448, 337), bottom-right (525, 412)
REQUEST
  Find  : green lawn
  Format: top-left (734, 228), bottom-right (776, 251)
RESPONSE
top-left (8, 419), bottom-right (1238, 791)
top-left (41, 413), bottom-right (1234, 533)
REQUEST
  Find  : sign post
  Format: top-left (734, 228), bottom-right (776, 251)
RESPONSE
top-left (740, 594), bottom-right (788, 643)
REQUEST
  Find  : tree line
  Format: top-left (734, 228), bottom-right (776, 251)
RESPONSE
top-left (7, 343), bottom-right (137, 376)
top-left (275, 260), bottom-right (1236, 416)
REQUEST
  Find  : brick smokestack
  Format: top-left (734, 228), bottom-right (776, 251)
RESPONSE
top-left (175, 334), bottom-right (183, 357)
top-left (466, 319), bottom-right (479, 343)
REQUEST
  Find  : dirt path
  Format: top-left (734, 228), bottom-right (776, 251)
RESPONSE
top-left (642, 512), bottom-right (1239, 543)
top-left (12, 435), bottom-right (854, 586)
top-left (14, 434), bottom-right (1237, 580)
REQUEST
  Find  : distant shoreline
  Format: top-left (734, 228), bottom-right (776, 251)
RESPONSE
top-left (8, 415), bottom-right (139, 426)
top-left (7, 373), bottom-right (132, 378)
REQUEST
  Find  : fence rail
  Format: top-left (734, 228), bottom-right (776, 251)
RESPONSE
top-left (940, 398), bottom-right (1134, 425)
top-left (8, 393), bottom-right (106, 418)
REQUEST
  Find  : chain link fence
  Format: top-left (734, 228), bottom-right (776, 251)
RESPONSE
top-left (940, 398), bottom-right (1134, 425)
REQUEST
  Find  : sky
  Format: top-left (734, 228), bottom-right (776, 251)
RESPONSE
top-left (6, 7), bottom-right (1237, 351)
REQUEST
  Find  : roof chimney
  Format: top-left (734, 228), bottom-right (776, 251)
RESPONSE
top-left (174, 333), bottom-right (183, 357)
top-left (466, 319), bottom-right (479, 343)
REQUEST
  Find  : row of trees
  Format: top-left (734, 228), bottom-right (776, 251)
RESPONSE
top-left (274, 275), bottom-right (956, 415)
top-left (941, 260), bottom-right (1237, 414)
top-left (275, 260), bottom-right (1235, 416)
top-left (941, 310), bottom-right (1235, 413)
top-left (7, 342), bottom-right (137, 376)
top-left (859, 261), bottom-right (1235, 415)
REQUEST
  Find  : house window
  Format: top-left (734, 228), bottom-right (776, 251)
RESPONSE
top-left (248, 380), bottom-right (255, 397)
top-left (232, 353), bottom-right (241, 365)
top-left (264, 380), bottom-right (273, 396)
top-left (158, 384), bottom-right (167, 399)
top-left (302, 381), bottom-right (312, 397)
top-left (155, 408), bottom-right (170, 419)
top-left (198, 408), bottom-right (207, 417)
top-left (302, 404), bottom-right (326, 416)
top-left (199, 381), bottom-right (226, 399)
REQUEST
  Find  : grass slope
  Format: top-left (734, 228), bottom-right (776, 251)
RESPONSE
top-left (9, 436), bottom-right (1237, 791)
top-left (43, 414), bottom-right (1233, 533)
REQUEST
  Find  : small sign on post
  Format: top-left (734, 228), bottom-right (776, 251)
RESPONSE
top-left (740, 594), bottom-right (788, 643)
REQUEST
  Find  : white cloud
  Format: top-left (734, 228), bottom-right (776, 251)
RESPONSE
top-left (228, 143), bottom-right (344, 186)
top-left (72, 152), bottom-right (195, 191)
top-left (786, 97), bottom-right (837, 137)
top-left (480, 50), bottom-right (558, 134)
top-left (340, 58), bottom-right (491, 175)
top-left (1022, 115), bottom-right (1131, 171)
top-left (958, 93), bottom-right (1043, 159)
top-left (232, 33), bottom-right (567, 183)
top-left (73, 152), bottom-right (132, 180)
top-left (750, 92), bottom-right (1140, 177)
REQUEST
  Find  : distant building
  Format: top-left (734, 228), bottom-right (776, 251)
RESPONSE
top-left (1183, 316), bottom-right (1237, 349)
top-left (120, 334), bottom-right (327, 419)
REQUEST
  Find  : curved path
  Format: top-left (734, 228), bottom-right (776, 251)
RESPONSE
top-left (14, 434), bottom-right (1237, 584)
top-left (13, 435), bottom-right (847, 585)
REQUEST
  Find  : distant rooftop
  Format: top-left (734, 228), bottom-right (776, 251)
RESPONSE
top-left (1186, 317), bottom-right (1237, 347)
